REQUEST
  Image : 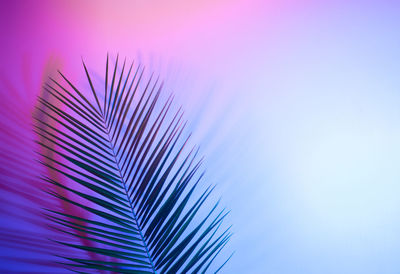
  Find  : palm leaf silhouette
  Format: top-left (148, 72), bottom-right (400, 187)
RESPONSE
top-left (33, 55), bottom-right (232, 273)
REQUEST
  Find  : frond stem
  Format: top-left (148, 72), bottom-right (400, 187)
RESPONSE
top-left (103, 123), bottom-right (157, 273)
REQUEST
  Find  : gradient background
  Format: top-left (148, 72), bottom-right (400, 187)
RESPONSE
top-left (1, 0), bottom-right (400, 273)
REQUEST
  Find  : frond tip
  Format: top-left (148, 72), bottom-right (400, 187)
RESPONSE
top-left (34, 55), bottom-right (232, 273)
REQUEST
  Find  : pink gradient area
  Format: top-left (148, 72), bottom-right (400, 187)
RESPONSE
top-left (0, 0), bottom-right (296, 75)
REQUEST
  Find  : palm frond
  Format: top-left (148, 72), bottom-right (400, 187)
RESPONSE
top-left (34, 55), bottom-right (232, 273)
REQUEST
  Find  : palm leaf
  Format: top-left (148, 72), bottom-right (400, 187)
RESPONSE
top-left (34, 55), bottom-right (232, 273)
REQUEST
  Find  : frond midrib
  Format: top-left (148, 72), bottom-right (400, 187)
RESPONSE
top-left (101, 116), bottom-right (157, 273)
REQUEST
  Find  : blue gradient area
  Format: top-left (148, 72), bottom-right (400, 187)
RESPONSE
top-left (207, 3), bottom-right (400, 273)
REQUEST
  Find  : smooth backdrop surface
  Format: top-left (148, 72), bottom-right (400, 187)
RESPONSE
top-left (1, 1), bottom-right (400, 273)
